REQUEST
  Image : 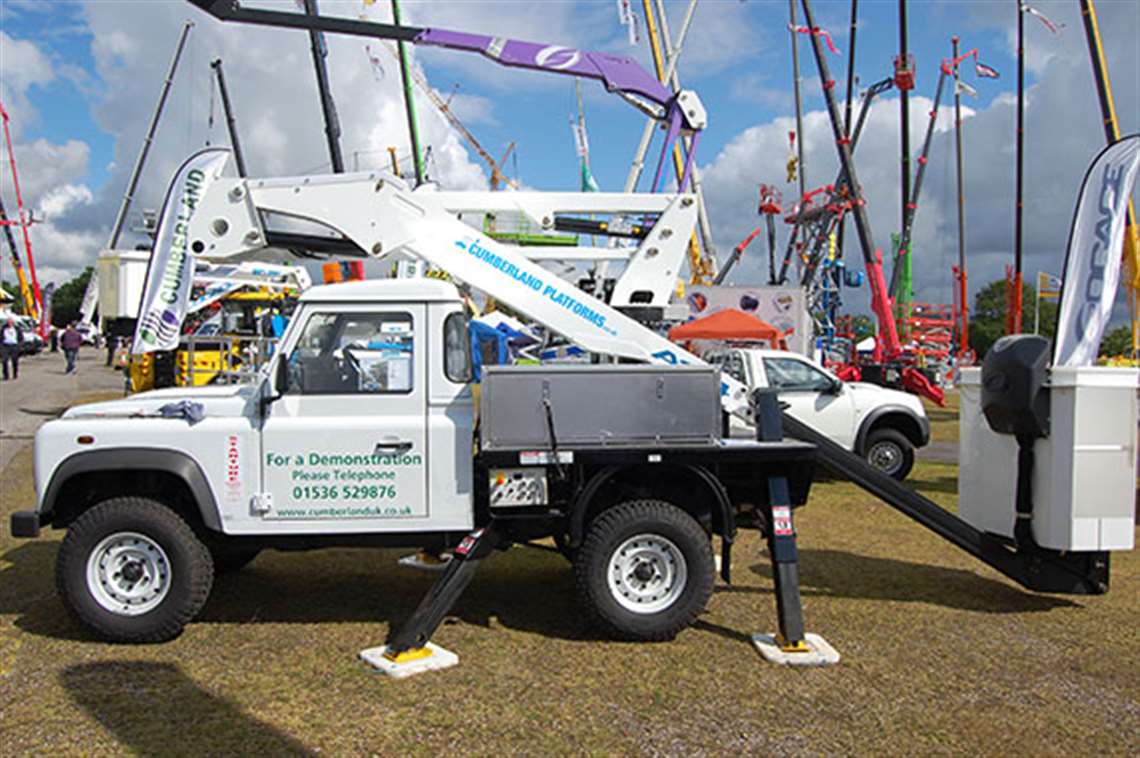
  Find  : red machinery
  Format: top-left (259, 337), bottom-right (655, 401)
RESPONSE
top-left (0, 100), bottom-right (44, 331)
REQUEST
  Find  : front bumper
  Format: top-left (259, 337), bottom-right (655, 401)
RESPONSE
top-left (10, 510), bottom-right (43, 538)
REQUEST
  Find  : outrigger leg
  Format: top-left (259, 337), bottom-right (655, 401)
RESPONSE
top-left (360, 525), bottom-right (504, 678)
top-left (750, 391), bottom-right (840, 666)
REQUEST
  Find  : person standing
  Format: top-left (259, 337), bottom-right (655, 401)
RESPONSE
top-left (61, 322), bottom-right (82, 374)
top-left (1, 317), bottom-right (22, 380)
top-left (49, 325), bottom-right (59, 353)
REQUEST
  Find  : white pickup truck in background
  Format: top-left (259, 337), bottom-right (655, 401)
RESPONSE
top-left (705, 347), bottom-right (930, 480)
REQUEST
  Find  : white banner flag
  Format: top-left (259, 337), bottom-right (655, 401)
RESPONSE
top-left (78, 271), bottom-right (99, 325)
top-left (132, 148), bottom-right (230, 354)
top-left (616, 0), bottom-right (639, 45)
top-left (1054, 135), bottom-right (1140, 366)
top-left (956, 79), bottom-right (978, 98)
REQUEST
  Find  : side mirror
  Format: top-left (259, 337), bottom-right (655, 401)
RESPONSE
top-left (826, 379), bottom-right (843, 395)
top-left (276, 357), bottom-right (289, 394)
top-left (261, 358), bottom-right (288, 416)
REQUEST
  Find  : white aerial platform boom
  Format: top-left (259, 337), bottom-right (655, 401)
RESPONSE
top-left (427, 190), bottom-right (696, 308)
top-left (186, 161), bottom-right (749, 414)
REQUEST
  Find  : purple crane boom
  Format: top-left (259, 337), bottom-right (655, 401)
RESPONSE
top-left (188, 0), bottom-right (703, 192)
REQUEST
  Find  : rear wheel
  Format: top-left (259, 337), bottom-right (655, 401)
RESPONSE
top-left (574, 499), bottom-right (713, 641)
top-left (864, 427), bottom-right (915, 481)
top-left (56, 497), bottom-right (214, 643)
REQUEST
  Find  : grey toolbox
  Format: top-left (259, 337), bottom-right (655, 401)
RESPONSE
top-left (480, 364), bottom-right (722, 449)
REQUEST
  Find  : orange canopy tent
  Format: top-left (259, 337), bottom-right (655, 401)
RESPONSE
top-left (668, 308), bottom-right (787, 348)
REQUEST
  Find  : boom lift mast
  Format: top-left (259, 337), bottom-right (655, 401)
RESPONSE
top-left (210, 59), bottom-right (248, 177)
top-left (0, 101), bottom-right (42, 323)
top-left (0, 194), bottom-right (36, 320)
top-left (890, 44), bottom-right (985, 304)
top-left (642, 0), bottom-right (717, 283)
top-left (303, 0), bottom-right (345, 174)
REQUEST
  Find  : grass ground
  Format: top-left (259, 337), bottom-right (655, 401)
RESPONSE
top-left (1, 391), bottom-right (1136, 754)
top-left (924, 392), bottom-right (960, 443)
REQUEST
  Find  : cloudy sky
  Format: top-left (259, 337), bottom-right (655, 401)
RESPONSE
top-left (1, 0), bottom-right (1137, 321)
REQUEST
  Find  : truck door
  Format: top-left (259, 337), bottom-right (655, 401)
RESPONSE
top-left (760, 354), bottom-right (858, 448)
top-left (258, 304), bottom-right (429, 533)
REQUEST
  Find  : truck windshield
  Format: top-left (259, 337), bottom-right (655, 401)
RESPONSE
top-left (762, 357), bottom-right (833, 393)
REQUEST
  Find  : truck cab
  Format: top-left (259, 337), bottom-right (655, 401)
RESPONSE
top-left (704, 347), bottom-right (930, 480)
top-left (14, 279), bottom-right (816, 645)
top-left (256, 279), bottom-right (474, 532)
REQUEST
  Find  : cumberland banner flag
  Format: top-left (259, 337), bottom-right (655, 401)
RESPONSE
top-left (1054, 135), bottom-right (1140, 366)
top-left (132, 148), bottom-right (229, 354)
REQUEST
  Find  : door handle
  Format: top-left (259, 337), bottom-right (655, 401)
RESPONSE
top-left (374, 440), bottom-right (413, 456)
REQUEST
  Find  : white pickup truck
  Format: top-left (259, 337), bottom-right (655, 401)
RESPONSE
top-left (11, 279), bottom-right (816, 645)
top-left (704, 347), bottom-right (930, 480)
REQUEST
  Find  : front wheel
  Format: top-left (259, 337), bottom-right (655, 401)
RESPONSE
top-left (574, 499), bottom-right (714, 641)
top-left (864, 427), bottom-right (915, 481)
top-left (56, 497), bottom-right (214, 643)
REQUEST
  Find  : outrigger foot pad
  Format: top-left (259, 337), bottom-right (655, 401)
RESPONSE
top-left (359, 642), bottom-right (459, 678)
top-left (751, 633), bottom-right (839, 667)
top-left (397, 551), bottom-right (454, 572)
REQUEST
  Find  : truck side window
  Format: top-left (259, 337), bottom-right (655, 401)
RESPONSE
top-left (762, 357), bottom-right (832, 392)
top-left (443, 312), bottom-right (472, 383)
top-left (286, 312), bottom-right (414, 394)
top-left (724, 353), bottom-right (747, 384)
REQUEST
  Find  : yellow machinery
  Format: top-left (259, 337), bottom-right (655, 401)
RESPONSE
top-left (129, 288), bottom-right (292, 392)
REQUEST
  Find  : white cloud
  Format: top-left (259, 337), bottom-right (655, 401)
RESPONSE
top-left (0, 137), bottom-right (90, 201)
top-left (0, 31), bottom-right (55, 135)
top-left (37, 183), bottom-right (94, 220)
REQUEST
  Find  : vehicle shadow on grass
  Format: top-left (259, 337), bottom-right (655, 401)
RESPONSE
top-left (905, 475), bottom-right (959, 495)
top-left (6, 541), bottom-right (609, 643)
top-left (0, 541), bottom-right (92, 641)
top-left (747, 549), bottom-right (1079, 614)
top-left (61, 661), bottom-right (312, 755)
top-left (198, 546), bottom-right (609, 642)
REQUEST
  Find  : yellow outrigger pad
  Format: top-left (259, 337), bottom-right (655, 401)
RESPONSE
top-left (751, 633), bottom-right (840, 667)
top-left (359, 642), bottom-right (459, 679)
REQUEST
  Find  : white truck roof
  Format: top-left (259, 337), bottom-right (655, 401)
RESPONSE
top-left (299, 278), bottom-right (461, 304)
top-left (725, 347), bottom-right (809, 361)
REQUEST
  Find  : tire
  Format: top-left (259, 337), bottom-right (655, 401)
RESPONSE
top-left (209, 546), bottom-right (261, 574)
top-left (574, 499), bottom-right (714, 641)
top-left (864, 427), bottom-right (915, 481)
top-left (56, 497), bottom-right (214, 643)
